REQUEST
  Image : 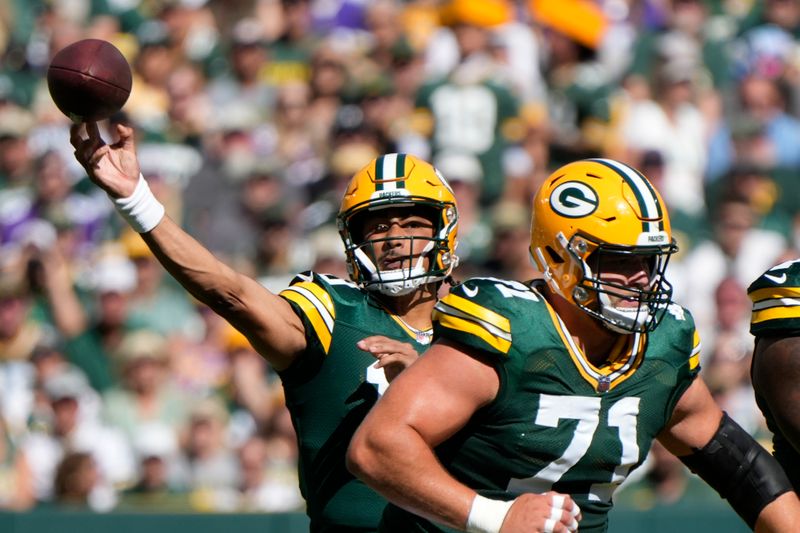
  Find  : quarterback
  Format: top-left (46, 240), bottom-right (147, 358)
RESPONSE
top-left (348, 158), bottom-right (800, 532)
top-left (67, 121), bottom-right (546, 532)
top-left (748, 258), bottom-right (800, 490)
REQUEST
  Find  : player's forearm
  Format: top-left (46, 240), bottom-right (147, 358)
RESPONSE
top-left (140, 217), bottom-right (305, 368)
top-left (755, 491), bottom-right (800, 533)
top-left (347, 422), bottom-right (475, 530)
top-left (141, 216), bottom-right (246, 318)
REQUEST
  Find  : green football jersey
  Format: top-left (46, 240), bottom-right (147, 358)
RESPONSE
top-left (381, 278), bottom-right (700, 533)
top-left (279, 272), bottom-right (432, 532)
top-left (748, 258), bottom-right (800, 489)
top-left (415, 78), bottom-right (520, 205)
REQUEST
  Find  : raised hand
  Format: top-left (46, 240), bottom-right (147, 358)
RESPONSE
top-left (357, 335), bottom-right (420, 382)
top-left (501, 492), bottom-right (581, 533)
top-left (70, 122), bottom-right (140, 198)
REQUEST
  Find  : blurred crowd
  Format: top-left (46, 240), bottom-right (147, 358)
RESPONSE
top-left (1, 0), bottom-right (799, 516)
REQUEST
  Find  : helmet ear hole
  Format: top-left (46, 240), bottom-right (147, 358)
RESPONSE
top-left (545, 246), bottom-right (564, 264)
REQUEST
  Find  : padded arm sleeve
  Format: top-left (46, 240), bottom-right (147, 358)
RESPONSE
top-left (680, 412), bottom-right (792, 528)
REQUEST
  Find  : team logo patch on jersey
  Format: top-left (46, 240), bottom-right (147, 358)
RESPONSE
top-left (550, 181), bottom-right (599, 218)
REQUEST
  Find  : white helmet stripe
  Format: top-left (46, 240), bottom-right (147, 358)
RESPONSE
top-left (591, 158), bottom-right (662, 234)
top-left (379, 153), bottom-right (399, 191)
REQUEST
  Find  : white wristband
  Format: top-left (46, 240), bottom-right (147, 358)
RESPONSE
top-left (112, 174), bottom-right (165, 233)
top-left (465, 495), bottom-right (514, 533)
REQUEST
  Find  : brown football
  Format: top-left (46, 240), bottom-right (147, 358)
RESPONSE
top-left (47, 39), bottom-right (132, 122)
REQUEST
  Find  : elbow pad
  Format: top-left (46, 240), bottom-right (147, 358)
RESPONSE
top-left (679, 412), bottom-right (792, 528)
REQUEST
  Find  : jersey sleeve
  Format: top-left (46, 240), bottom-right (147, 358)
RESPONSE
top-left (748, 260), bottom-right (800, 337)
top-left (279, 271), bottom-right (336, 355)
top-left (658, 303), bottom-right (703, 420)
top-left (433, 278), bottom-right (530, 358)
top-left (653, 303), bottom-right (702, 373)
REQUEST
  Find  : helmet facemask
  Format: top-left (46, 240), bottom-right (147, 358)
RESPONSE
top-left (340, 201), bottom-right (459, 296)
top-left (562, 233), bottom-right (676, 333)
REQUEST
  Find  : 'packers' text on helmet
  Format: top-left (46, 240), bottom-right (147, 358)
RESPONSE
top-left (530, 158), bottom-right (678, 333)
top-left (338, 153), bottom-right (459, 296)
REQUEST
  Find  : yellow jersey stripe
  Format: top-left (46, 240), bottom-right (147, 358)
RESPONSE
top-left (388, 314), bottom-right (432, 343)
top-left (752, 305), bottom-right (800, 324)
top-left (281, 289), bottom-right (333, 353)
top-left (542, 302), bottom-right (598, 385)
top-left (542, 299), bottom-right (643, 392)
top-left (749, 286), bottom-right (800, 303)
top-left (434, 311), bottom-right (512, 354)
top-left (291, 281), bottom-right (336, 319)
top-left (434, 301), bottom-right (512, 343)
top-left (689, 330), bottom-right (702, 371)
top-left (439, 293), bottom-right (511, 334)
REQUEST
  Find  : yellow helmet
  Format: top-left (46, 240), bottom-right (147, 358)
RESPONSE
top-left (338, 153), bottom-right (459, 295)
top-left (530, 158), bottom-right (678, 333)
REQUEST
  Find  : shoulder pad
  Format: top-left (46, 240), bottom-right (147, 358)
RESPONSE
top-left (279, 271), bottom-right (338, 353)
top-left (748, 259), bottom-right (800, 337)
top-left (652, 303), bottom-right (702, 374)
top-left (435, 277), bottom-right (542, 356)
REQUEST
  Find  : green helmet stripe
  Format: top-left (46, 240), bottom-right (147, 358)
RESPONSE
top-left (590, 158), bottom-right (664, 233)
top-left (396, 153), bottom-right (406, 189)
top-left (374, 154), bottom-right (385, 190)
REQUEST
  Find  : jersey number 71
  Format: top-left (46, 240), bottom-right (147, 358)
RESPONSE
top-left (508, 394), bottom-right (641, 502)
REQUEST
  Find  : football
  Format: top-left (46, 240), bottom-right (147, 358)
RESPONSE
top-left (47, 39), bottom-right (132, 122)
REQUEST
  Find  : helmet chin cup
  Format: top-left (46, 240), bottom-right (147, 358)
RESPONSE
top-left (596, 291), bottom-right (649, 333)
top-left (354, 245), bottom-right (442, 296)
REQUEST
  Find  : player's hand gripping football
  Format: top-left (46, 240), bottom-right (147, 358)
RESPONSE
top-left (357, 335), bottom-right (419, 382)
top-left (70, 122), bottom-right (140, 198)
top-left (501, 492), bottom-right (581, 533)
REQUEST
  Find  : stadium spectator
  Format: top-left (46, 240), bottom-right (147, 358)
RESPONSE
top-left (206, 17), bottom-right (274, 133)
top-left (432, 151), bottom-right (491, 268)
top-left (102, 329), bottom-right (191, 448)
top-left (62, 249), bottom-right (139, 393)
top-left (22, 368), bottom-right (135, 507)
top-left (413, 0), bottom-right (522, 205)
top-left (0, 104), bottom-right (36, 189)
top-left (617, 54), bottom-right (710, 219)
top-left (182, 396), bottom-right (240, 505)
top-left (348, 158), bottom-right (800, 532)
top-left (0, 248), bottom-right (46, 364)
top-left (222, 326), bottom-right (286, 431)
top-left (703, 277), bottom-right (765, 437)
top-left (117, 422), bottom-right (190, 512)
top-left (234, 434), bottom-right (304, 512)
top-left (51, 451), bottom-right (104, 510)
top-left (0, 411), bottom-right (35, 510)
top-left (479, 201), bottom-right (537, 282)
